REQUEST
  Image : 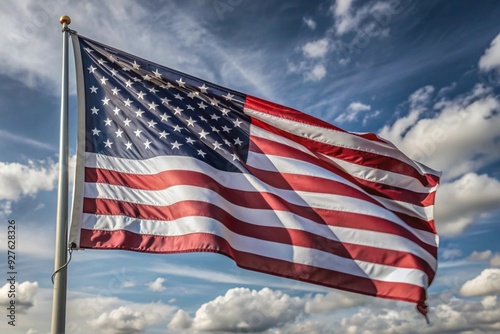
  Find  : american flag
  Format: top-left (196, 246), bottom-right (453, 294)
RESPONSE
top-left (69, 33), bottom-right (440, 311)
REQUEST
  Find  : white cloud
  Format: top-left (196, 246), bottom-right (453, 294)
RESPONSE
top-left (306, 63), bottom-right (327, 81)
top-left (168, 310), bottom-right (192, 330)
top-left (0, 281), bottom-right (38, 313)
top-left (303, 17), bottom-right (316, 30)
top-left (0, 159), bottom-right (58, 201)
top-left (302, 39), bottom-right (329, 59)
top-left (479, 32), bottom-right (500, 71)
top-left (460, 268), bottom-right (500, 297)
top-left (468, 250), bottom-right (493, 261)
top-left (435, 173), bottom-right (500, 235)
top-left (440, 244), bottom-right (462, 260)
top-left (27, 329), bottom-right (38, 334)
top-left (491, 254), bottom-right (500, 267)
top-left (146, 277), bottom-right (166, 292)
top-left (305, 291), bottom-right (370, 313)
top-left (87, 306), bottom-right (162, 334)
top-left (335, 101), bottom-right (371, 123)
top-left (169, 287), bottom-right (305, 333)
top-left (482, 295), bottom-right (497, 309)
top-left (379, 84), bottom-right (500, 180)
top-left (121, 281), bottom-right (136, 288)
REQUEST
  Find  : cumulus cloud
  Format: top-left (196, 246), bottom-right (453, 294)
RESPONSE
top-left (0, 281), bottom-right (38, 313)
top-left (304, 291), bottom-right (369, 313)
top-left (306, 63), bottom-right (327, 81)
top-left (168, 287), bottom-right (305, 333)
top-left (460, 268), bottom-right (500, 297)
top-left (302, 39), bottom-right (329, 59)
top-left (335, 101), bottom-right (372, 123)
top-left (88, 306), bottom-right (162, 334)
top-left (479, 32), bottom-right (500, 71)
top-left (491, 254), bottom-right (500, 267)
top-left (435, 173), bottom-right (500, 235)
top-left (468, 250), bottom-right (493, 261)
top-left (146, 277), bottom-right (166, 292)
top-left (303, 17), bottom-right (316, 30)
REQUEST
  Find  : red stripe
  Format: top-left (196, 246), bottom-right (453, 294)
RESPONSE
top-left (250, 117), bottom-right (439, 188)
top-left (85, 167), bottom-right (437, 256)
top-left (80, 229), bottom-right (428, 304)
top-left (249, 134), bottom-right (436, 207)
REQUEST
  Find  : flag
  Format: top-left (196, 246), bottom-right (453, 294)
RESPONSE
top-left (69, 33), bottom-right (440, 310)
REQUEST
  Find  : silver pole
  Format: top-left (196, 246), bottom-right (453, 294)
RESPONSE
top-left (51, 15), bottom-right (71, 334)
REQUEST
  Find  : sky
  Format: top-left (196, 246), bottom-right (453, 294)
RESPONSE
top-left (0, 0), bottom-right (500, 333)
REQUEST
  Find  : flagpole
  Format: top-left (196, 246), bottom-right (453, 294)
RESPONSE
top-left (51, 15), bottom-right (71, 334)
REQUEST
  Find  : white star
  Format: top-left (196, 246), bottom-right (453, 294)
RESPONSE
top-left (173, 125), bottom-right (183, 132)
top-left (187, 105), bottom-right (195, 111)
top-left (135, 109), bottom-right (145, 118)
top-left (111, 87), bottom-right (121, 95)
top-left (122, 66), bottom-right (131, 72)
top-left (221, 125), bottom-right (231, 133)
top-left (224, 92), bottom-right (234, 101)
top-left (90, 86), bottom-right (98, 93)
top-left (221, 108), bottom-right (230, 116)
top-left (160, 113), bottom-right (171, 122)
top-left (199, 116), bottom-right (208, 122)
top-left (198, 130), bottom-right (209, 139)
top-left (132, 76), bottom-right (142, 82)
top-left (210, 114), bottom-right (220, 121)
top-left (125, 141), bottom-right (133, 150)
top-left (199, 84), bottom-right (209, 93)
top-left (159, 130), bottom-right (169, 139)
top-left (213, 141), bottom-right (222, 150)
top-left (209, 97), bottom-right (220, 106)
top-left (113, 107), bottom-right (121, 115)
top-left (233, 119), bottom-right (242, 127)
top-left (186, 117), bottom-right (197, 127)
top-left (84, 47), bottom-right (93, 53)
top-left (186, 137), bottom-right (195, 144)
top-left (123, 118), bottom-right (131, 126)
top-left (223, 139), bottom-right (231, 146)
top-left (124, 98), bottom-right (133, 107)
top-left (234, 137), bottom-right (243, 146)
top-left (134, 129), bottom-right (142, 137)
top-left (231, 153), bottom-right (238, 161)
top-left (91, 128), bottom-right (101, 136)
top-left (115, 129), bottom-right (123, 137)
top-left (174, 93), bottom-right (184, 100)
top-left (197, 102), bottom-right (208, 109)
top-left (110, 68), bottom-right (118, 76)
top-left (143, 74), bottom-right (152, 81)
top-left (100, 76), bottom-right (108, 85)
top-left (91, 107), bottom-right (99, 114)
top-left (137, 91), bottom-right (146, 99)
top-left (187, 91), bottom-right (199, 99)
top-left (97, 58), bottom-right (107, 65)
top-left (153, 69), bottom-right (162, 78)
top-left (171, 141), bottom-right (182, 149)
top-left (102, 97), bottom-right (110, 105)
top-left (161, 97), bottom-right (171, 105)
top-left (104, 118), bottom-right (112, 126)
top-left (125, 80), bottom-right (133, 88)
top-left (149, 87), bottom-right (159, 94)
top-left (132, 61), bottom-right (140, 69)
top-left (211, 126), bottom-right (220, 133)
top-left (176, 78), bottom-right (186, 87)
top-left (197, 149), bottom-right (206, 158)
top-left (143, 139), bottom-right (152, 149)
top-left (104, 139), bottom-right (113, 148)
top-left (109, 55), bottom-right (117, 63)
top-left (87, 65), bottom-right (96, 73)
top-left (148, 101), bottom-right (159, 110)
top-left (173, 107), bottom-right (183, 115)
top-left (148, 120), bottom-right (157, 128)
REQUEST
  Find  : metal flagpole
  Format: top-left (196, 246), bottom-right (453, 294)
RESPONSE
top-left (51, 15), bottom-right (71, 334)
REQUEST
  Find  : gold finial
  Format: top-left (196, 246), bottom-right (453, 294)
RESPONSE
top-left (60, 15), bottom-right (71, 25)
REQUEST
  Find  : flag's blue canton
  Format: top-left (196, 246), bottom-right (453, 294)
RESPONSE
top-left (79, 37), bottom-right (250, 173)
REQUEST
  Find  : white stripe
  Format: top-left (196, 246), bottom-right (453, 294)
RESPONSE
top-left (84, 182), bottom-right (437, 268)
top-left (245, 107), bottom-right (440, 177)
top-left (374, 196), bottom-right (435, 221)
top-left (83, 213), bottom-right (429, 288)
top-left (84, 153), bottom-right (438, 246)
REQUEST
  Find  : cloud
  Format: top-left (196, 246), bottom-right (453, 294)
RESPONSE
top-left (168, 310), bottom-right (193, 331)
top-left (335, 101), bottom-right (372, 123)
top-left (306, 63), bottom-right (327, 81)
top-left (479, 32), bottom-right (500, 71)
top-left (121, 281), bottom-right (137, 288)
top-left (0, 281), bottom-right (38, 313)
top-left (168, 287), bottom-right (305, 333)
top-left (302, 39), bottom-right (329, 59)
top-left (146, 277), bottom-right (166, 292)
top-left (303, 17), bottom-right (316, 30)
top-left (435, 173), bottom-right (500, 235)
top-left (491, 254), bottom-right (500, 267)
top-left (460, 268), bottom-right (500, 297)
top-left (440, 244), bottom-right (463, 260)
top-left (304, 291), bottom-right (370, 313)
top-left (87, 306), bottom-right (163, 334)
top-left (468, 250), bottom-right (493, 261)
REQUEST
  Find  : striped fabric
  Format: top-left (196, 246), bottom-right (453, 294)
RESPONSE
top-left (69, 33), bottom-right (440, 311)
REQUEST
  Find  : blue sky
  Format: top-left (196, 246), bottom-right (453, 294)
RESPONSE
top-left (1, 0), bottom-right (500, 333)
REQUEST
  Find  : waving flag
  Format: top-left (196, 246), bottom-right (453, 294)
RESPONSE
top-left (69, 33), bottom-right (440, 311)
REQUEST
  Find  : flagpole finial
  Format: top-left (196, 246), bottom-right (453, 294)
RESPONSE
top-left (60, 15), bottom-right (71, 25)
